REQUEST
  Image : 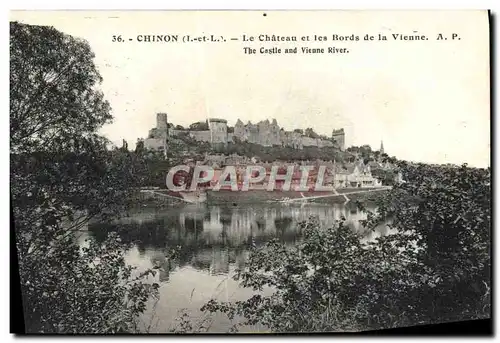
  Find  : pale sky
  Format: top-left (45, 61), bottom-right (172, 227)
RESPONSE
top-left (11, 10), bottom-right (490, 167)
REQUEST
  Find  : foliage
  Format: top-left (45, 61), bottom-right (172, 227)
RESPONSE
top-left (220, 141), bottom-right (348, 163)
top-left (11, 21), bottom-right (157, 333)
top-left (202, 162), bottom-right (491, 332)
top-left (10, 22), bottom-right (111, 154)
top-left (202, 218), bottom-right (419, 332)
top-left (368, 162), bottom-right (491, 322)
top-left (346, 145), bottom-right (375, 162)
top-left (304, 128), bottom-right (319, 139)
top-left (189, 121), bottom-right (209, 131)
top-left (20, 232), bottom-right (159, 333)
top-left (371, 168), bottom-right (397, 186)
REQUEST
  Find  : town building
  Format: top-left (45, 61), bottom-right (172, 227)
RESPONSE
top-left (332, 160), bottom-right (382, 188)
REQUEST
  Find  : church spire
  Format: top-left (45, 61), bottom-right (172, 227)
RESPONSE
top-left (380, 140), bottom-right (385, 155)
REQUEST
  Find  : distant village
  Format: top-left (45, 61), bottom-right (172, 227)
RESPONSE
top-left (140, 113), bottom-right (402, 188)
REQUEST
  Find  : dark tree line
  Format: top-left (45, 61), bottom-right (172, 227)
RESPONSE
top-left (11, 21), bottom-right (160, 333)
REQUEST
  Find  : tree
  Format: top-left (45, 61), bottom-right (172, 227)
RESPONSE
top-left (202, 162), bottom-right (491, 332)
top-left (10, 22), bottom-right (112, 154)
top-left (371, 168), bottom-right (396, 186)
top-left (135, 138), bottom-right (145, 153)
top-left (11, 22), bottom-right (158, 333)
top-left (304, 128), bottom-right (319, 138)
top-left (189, 121), bottom-right (209, 131)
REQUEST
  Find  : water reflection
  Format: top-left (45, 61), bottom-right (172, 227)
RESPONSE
top-left (88, 202), bottom-right (391, 278)
top-left (86, 202), bottom-right (394, 332)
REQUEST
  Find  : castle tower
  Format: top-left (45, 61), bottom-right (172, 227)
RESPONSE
top-left (208, 118), bottom-right (228, 145)
top-left (156, 113), bottom-right (168, 159)
top-left (156, 112), bottom-right (168, 130)
top-left (331, 128), bottom-right (345, 151)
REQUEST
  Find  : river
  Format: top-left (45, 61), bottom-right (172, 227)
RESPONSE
top-left (84, 202), bottom-right (394, 333)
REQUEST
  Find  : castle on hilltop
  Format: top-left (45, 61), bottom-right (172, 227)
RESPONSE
top-left (143, 113), bottom-right (345, 152)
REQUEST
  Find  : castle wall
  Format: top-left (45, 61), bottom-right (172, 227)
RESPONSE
top-left (284, 131), bottom-right (303, 149)
top-left (232, 119), bottom-right (336, 149)
top-left (170, 129), bottom-right (222, 144)
top-left (146, 114), bottom-right (343, 151)
top-left (144, 137), bottom-right (166, 150)
top-left (169, 129), bottom-right (187, 136)
top-left (190, 131), bottom-right (212, 142)
top-left (318, 140), bottom-right (334, 148)
top-left (149, 127), bottom-right (168, 139)
top-left (301, 136), bottom-right (318, 147)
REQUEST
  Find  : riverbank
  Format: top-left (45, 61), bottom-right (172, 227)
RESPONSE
top-left (206, 187), bottom-right (390, 205)
top-left (310, 188), bottom-right (391, 204)
top-left (129, 186), bottom-right (392, 208)
top-left (130, 190), bottom-right (186, 209)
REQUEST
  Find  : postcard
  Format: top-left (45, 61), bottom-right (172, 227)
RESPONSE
top-left (10, 10), bottom-right (491, 334)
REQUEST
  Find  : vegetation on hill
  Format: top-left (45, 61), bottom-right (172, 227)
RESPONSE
top-left (222, 140), bottom-right (350, 162)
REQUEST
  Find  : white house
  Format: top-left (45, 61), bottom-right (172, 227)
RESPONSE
top-left (333, 161), bottom-right (382, 188)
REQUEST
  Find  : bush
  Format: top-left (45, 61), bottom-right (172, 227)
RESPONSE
top-left (201, 163), bottom-right (491, 332)
top-left (20, 232), bottom-right (159, 333)
top-left (11, 21), bottom-right (160, 333)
